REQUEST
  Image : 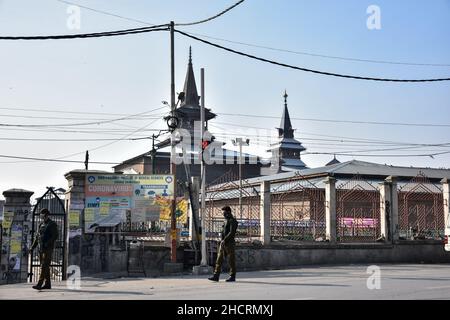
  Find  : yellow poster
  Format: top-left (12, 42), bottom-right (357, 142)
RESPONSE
top-left (2, 211), bottom-right (14, 229)
top-left (157, 197), bottom-right (188, 224)
top-left (10, 240), bottom-right (21, 254)
top-left (99, 202), bottom-right (110, 216)
top-left (69, 210), bottom-right (80, 227)
top-left (84, 208), bottom-right (95, 222)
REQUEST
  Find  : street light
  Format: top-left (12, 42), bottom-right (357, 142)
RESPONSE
top-left (232, 138), bottom-right (250, 220)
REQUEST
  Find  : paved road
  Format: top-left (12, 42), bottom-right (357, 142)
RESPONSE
top-left (1, 264), bottom-right (450, 300)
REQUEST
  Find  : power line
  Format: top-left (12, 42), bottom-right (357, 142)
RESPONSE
top-left (183, 31), bottom-right (450, 68)
top-left (0, 24), bottom-right (168, 40)
top-left (303, 151), bottom-right (450, 158)
top-left (175, 30), bottom-right (450, 83)
top-left (0, 154), bottom-right (118, 164)
top-left (54, 0), bottom-right (158, 26)
top-left (0, 107), bottom-right (166, 128)
top-left (0, 106), bottom-right (164, 116)
top-left (210, 124), bottom-right (450, 147)
top-left (52, 0), bottom-right (449, 68)
top-left (215, 113), bottom-right (450, 128)
top-left (175, 0), bottom-right (245, 26)
top-left (0, 137), bottom-right (162, 142)
top-left (0, 113), bottom-right (164, 121)
top-left (53, 117), bottom-right (164, 161)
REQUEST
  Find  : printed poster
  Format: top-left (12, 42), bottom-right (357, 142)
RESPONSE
top-left (84, 174), bottom-right (175, 231)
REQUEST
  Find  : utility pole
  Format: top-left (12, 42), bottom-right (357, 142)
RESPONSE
top-left (169, 20), bottom-right (177, 263)
top-left (84, 150), bottom-right (89, 170)
top-left (232, 138), bottom-right (249, 219)
top-left (200, 68), bottom-right (207, 266)
top-left (151, 134), bottom-right (156, 174)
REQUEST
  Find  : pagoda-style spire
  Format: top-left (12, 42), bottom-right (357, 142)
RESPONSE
top-left (277, 90), bottom-right (294, 138)
top-left (180, 46), bottom-right (200, 108)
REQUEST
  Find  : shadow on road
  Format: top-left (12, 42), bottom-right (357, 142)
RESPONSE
top-left (236, 280), bottom-right (350, 287)
top-left (36, 288), bottom-right (153, 296)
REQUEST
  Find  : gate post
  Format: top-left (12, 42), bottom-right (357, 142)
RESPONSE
top-left (1, 189), bottom-right (34, 284)
top-left (442, 178), bottom-right (450, 232)
top-left (323, 176), bottom-right (336, 243)
top-left (260, 180), bottom-right (271, 245)
top-left (64, 170), bottom-right (89, 275)
top-left (386, 176), bottom-right (399, 241)
top-left (379, 181), bottom-right (391, 241)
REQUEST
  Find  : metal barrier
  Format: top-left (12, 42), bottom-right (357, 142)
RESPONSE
top-left (336, 176), bottom-right (381, 242)
top-left (270, 176), bottom-right (326, 242)
top-left (398, 172), bottom-right (444, 240)
top-left (205, 170), bottom-right (260, 243)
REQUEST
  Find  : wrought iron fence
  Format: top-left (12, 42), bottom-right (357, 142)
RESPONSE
top-left (270, 176), bottom-right (326, 242)
top-left (398, 172), bottom-right (444, 240)
top-left (336, 175), bottom-right (381, 242)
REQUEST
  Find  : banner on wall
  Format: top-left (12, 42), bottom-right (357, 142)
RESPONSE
top-left (84, 174), bottom-right (177, 232)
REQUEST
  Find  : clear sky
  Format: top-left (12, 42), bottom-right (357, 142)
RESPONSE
top-left (0, 0), bottom-right (449, 200)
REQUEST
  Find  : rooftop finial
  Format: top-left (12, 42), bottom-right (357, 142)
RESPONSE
top-left (283, 90), bottom-right (288, 107)
top-left (189, 46), bottom-right (192, 64)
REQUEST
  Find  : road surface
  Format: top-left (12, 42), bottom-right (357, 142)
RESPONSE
top-left (1, 264), bottom-right (450, 300)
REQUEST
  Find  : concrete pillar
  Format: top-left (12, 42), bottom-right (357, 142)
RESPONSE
top-left (323, 176), bottom-right (336, 243)
top-left (442, 178), bottom-right (450, 232)
top-left (386, 176), bottom-right (399, 241)
top-left (379, 181), bottom-right (391, 241)
top-left (1, 189), bottom-right (34, 284)
top-left (260, 180), bottom-right (271, 245)
top-left (64, 170), bottom-right (110, 271)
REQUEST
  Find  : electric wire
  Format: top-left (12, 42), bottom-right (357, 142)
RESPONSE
top-left (0, 25), bottom-right (168, 40)
top-left (0, 106), bottom-right (166, 128)
top-left (175, 0), bottom-right (245, 26)
top-left (53, 0), bottom-right (450, 68)
top-left (174, 30), bottom-right (450, 83)
top-left (216, 113), bottom-right (450, 128)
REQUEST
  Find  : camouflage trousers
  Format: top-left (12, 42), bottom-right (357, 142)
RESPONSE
top-left (214, 242), bottom-right (236, 276)
top-left (38, 249), bottom-right (53, 283)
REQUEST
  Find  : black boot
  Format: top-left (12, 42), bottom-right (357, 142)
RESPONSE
top-left (41, 280), bottom-right (51, 289)
top-left (32, 280), bottom-right (43, 290)
top-left (225, 275), bottom-right (236, 282)
top-left (208, 274), bottom-right (220, 282)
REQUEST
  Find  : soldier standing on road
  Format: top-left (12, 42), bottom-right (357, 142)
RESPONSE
top-left (208, 206), bottom-right (238, 282)
top-left (30, 208), bottom-right (58, 290)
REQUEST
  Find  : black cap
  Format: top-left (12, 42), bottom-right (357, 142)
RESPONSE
top-left (40, 208), bottom-right (50, 215)
top-left (221, 206), bottom-right (231, 213)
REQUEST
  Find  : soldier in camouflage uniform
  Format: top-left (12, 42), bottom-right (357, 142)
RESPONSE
top-left (208, 206), bottom-right (238, 282)
top-left (30, 208), bottom-right (58, 290)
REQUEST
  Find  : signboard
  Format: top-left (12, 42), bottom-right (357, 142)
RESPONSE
top-left (339, 218), bottom-right (377, 227)
top-left (84, 174), bottom-right (176, 232)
